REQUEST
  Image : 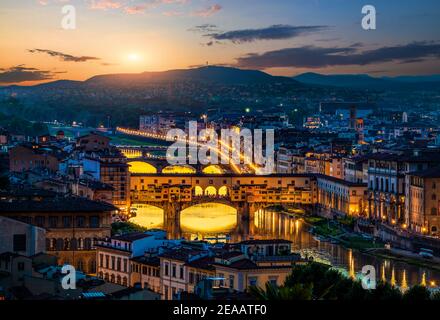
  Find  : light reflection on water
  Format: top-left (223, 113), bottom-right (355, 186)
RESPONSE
top-left (180, 203), bottom-right (237, 233)
top-left (130, 204), bottom-right (163, 228)
top-left (130, 203), bottom-right (440, 289)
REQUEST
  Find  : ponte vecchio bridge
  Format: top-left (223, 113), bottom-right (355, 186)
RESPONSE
top-left (129, 170), bottom-right (319, 233)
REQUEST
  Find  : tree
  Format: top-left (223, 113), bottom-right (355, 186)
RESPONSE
top-left (403, 285), bottom-right (431, 301)
top-left (366, 281), bottom-right (402, 301)
top-left (249, 282), bottom-right (313, 301)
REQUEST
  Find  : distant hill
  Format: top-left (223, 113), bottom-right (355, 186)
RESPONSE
top-left (293, 72), bottom-right (440, 90)
top-left (85, 66), bottom-right (298, 86)
top-left (1, 66), bottom-right (299, 90)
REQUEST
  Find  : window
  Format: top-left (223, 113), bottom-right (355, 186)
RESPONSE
top-left (248, 277), bottom-right (258, 287)
top-left (172, 264), bottom-right (176, 278)
top-left (63, 216), bottom-right (72, 228)
top-left (117, 257), bottom-right (121, 271)
top-left (164, 263), bottom-right (169, 276)
top-left (35, 216), bottom-right (45, 227)
top-left (229, 275), bottom-right (234, 288)
top-left (90, 216), bottom-right (100, 228)
top-left (13, 234), bottom-right (26, 252)
top-left (432, 194), bottom-right (437, 201)
top-left (48, 216), bottom-right (58, 228)
top-left (269, 276), bottom-right (278, 286)
top-left (76, 216), bottom-right (85, 228)
top-left (179, 266), bottom-right (184, 280)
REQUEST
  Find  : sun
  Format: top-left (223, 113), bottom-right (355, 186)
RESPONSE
top-left (127, 53), bottom-right (141, 62)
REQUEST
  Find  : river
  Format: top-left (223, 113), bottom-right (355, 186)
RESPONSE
top-left (130, 203), bottom-right (440, 290)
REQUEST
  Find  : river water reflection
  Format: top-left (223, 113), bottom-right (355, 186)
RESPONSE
top-left (130, 203), bottom-right (440, 290)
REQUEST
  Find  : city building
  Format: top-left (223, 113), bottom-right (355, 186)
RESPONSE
top-left (0, 198), bottom-right (117, 274)
top-left (316, 175), bottom-right (367, 217)
top-left (9, 144), bottom-right (67, 173)
top-left (367, 150), bottom-right (440, 224)
top-left (139, 115), bottom-right (176, 135)
top-left (405, 167), bottom-right (440, 236)
top-left (76, 133), bottom-right (111, 152)
top-left (0, 216), bottom-right (46, 256)
top-left (96, 230), bottom-right (170, 286)
top-left (130, 255), bottom-right (161, 293)
top-left (159, 242), bottom-right (211, 300)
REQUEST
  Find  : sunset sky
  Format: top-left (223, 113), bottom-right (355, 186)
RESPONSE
top-left (1, 0), bottom-right (440, 85)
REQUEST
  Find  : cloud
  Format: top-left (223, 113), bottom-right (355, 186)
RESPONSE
top-left (205, 25), bottom-right (328, 44)
top-left (124, 4), bottom-right (149, 14)
top-left (193, 4), bottom-right (222, 17)
top-left (188, 24), bottom-right (219, 33)
top-left (0, 65), bottom-right (58, 83)
top-left (89, 0), bottom-right (124, 10)
top-left (28, 49), bottom-right (100, 62)
top-left (36, 0), bottom-right (70, 5)
top-left (121, 0), bottom-right (188, 15)
top-left (235, 41), bottom-right (440, 69)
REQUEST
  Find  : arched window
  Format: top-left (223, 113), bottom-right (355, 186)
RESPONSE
top-left (71, 238), bottom-right (78, 250)
top-left (111, 274), bottom-right (115, 283)
top-left (105, 273), bottom-right (109, 281)
top-left (56, 238), bottom-right (64, 251)
top-left (117, 275), bottom-right (121, 285)
top-left (89, 259), bottom-right (96, 274)
top-left (84, 238), bottom-right (92, 250)
top-left (99, 272), bottom-right (104, 279)
top-left (204, 186), bottom-right (217, 196)
top-left (432, 226), bottom-right (438, 233)
top-left (432, 194), bottom-right (437, 201)
top-left (77, 259), bottom-right (84, 271)
top-left (432, 208), bottom-right (438, 216)
top-left (194, 186), bottom-right (203, 196)
top-left (123, 277), bottom-right (128, 287)
top-left (218, 186), bottom-right (228, 197)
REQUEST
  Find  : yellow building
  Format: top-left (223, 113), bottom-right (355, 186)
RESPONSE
top-left (406, 167), bottom-right (440, 236)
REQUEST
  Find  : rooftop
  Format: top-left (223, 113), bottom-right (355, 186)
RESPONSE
top-left (238, 239), bottom-right (292, 245)
top-left (409, 166), bottom-right (440, 178)
top-left (315, 174), bottom-right (367, 187)
top-left (112, 232), bottom-right (152, 242)
top-left (0, 197), bottom-right (118, 213)
top-left (131, 256), bottom-right (160, 267)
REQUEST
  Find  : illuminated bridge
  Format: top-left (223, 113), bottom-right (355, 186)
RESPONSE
top-left (129, 172), bottom-right (318, 232)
